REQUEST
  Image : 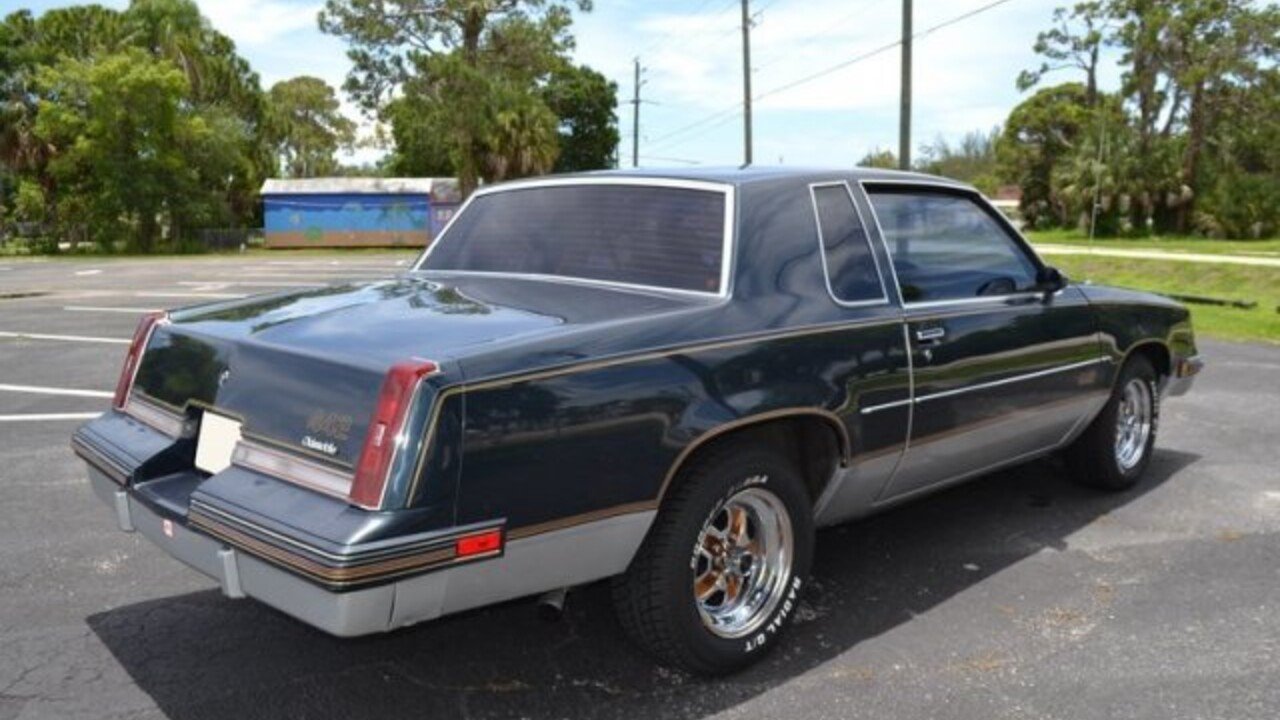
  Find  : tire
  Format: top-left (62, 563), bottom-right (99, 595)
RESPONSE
top-left (1067, 355), bottom-right (1160, 491)
top-left (612, 443), bottom-right (815, 676)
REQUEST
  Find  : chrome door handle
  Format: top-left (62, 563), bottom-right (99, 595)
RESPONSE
top-left (915, 327), bottom-right (946, 343)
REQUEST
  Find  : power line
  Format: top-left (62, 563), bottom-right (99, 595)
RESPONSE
top-left (633, 0), bottom-right (740, 63)
top-left (752, 0), bottom-right (878, 73)
top-left (758, 0), bottom-right (1019, 106)
top-left (639, 155), bottom-right (703, 165)
top-left (646, 0), bottom-right (1022, 154)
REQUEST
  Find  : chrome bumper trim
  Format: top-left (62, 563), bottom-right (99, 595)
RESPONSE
top-left (1165, 355), bottom-right (1203, 398)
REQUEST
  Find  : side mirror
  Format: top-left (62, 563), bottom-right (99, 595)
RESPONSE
top-left (1037, 266), bottom-right (1068, 294)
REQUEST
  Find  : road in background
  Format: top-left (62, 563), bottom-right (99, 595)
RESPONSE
top-left (1034, 243), bottom-right (1280, 268)
top-left (1, 255), bottom-right (1277, 720)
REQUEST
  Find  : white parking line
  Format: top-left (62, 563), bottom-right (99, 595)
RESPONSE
top-left (64, 305), bottom-right (163, 314)
top-left (74, 269), bottom-right (103, 276)
top-left (219, 271), bottom-right (392, 279)
top-left (0, 412), bottom-right (102, 422)
top-left (135, 291), bottom-right (247, 299)
top-left (0, 330), bottom-right (128, 345)
top-left (179, 280), bottom-right (318, 287)
top-left (0, 383), bottom-right (114, 399)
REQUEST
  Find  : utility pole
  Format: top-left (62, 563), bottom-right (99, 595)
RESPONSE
top-left (898, 0), bottom-right (913, 171)
top-left (631, 58), bottom-right (643, 168)
top-left (740, 0), bottom-right (754, 166)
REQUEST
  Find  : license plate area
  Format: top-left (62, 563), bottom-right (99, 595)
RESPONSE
top-left (195, 410), bottom-right (243, 474)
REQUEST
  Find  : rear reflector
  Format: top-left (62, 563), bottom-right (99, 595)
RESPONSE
top-left (456, 529), bottom-right (503, 558)
top-left (349, 359), bottom-right (439, 509)
top-left (113, 311), bottom-right (167, 410)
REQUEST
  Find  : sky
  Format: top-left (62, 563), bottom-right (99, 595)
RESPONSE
top-left (8, 0), bottom-right (1125, 169)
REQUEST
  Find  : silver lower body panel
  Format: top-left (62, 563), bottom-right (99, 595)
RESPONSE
top-left (88, 469), bottom-right (654, 637)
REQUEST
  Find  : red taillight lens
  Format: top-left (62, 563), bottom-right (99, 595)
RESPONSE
top-left (349, 359), bottom-right (438, 509)
top-left (113, 311), bottom-right (166, 410)
top-left (456, 529), bottom-right (503, 558)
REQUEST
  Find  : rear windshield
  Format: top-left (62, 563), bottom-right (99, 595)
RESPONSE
top-left (420, 183), bottom-right (729, 294)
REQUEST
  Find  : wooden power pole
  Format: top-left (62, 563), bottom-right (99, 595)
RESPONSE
top-left (741, 0), bottom-right (754, 166)
top-left (631, 58), bottom-right (642, 168)
top-left (899, 0), bottom-right (913, 171)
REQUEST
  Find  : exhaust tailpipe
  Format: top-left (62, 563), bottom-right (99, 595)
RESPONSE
top-left (537, 587), bottom-right (568, 621)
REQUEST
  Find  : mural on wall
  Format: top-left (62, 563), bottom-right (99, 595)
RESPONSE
top-left (261, 179), bottom-right (461, 249)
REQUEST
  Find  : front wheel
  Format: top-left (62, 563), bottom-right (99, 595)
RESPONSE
top-left (1067, 355), bottom-right (1160, 491)
top-left (612, 444), bottom-right (814, 675)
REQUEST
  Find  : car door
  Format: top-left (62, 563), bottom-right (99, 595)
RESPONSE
top-left (803, 181), bottom-right (913, 526)
top-left (861, 184), bottom-right (1109, 501)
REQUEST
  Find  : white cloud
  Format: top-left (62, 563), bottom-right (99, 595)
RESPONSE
top-left (574, 0), bottom-right (1074, 165)
top-left (199, 0), bottom-right (322, 48)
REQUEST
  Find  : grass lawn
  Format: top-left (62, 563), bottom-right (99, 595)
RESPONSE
top-left (1026, 229), bottom-right (1280, 256)
top-left (1048, 255), bottom-right (1280, 344)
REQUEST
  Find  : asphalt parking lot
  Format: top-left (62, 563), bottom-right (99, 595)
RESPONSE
top-left (1, 254), bottom-right (1277, 720)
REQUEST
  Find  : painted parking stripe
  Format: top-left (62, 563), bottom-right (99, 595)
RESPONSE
top-left (0, 383), bottom-right (114, 399)
top-left (135, 291), bottom-right (247, 299)
top-left (0, 330), bottom-right (129, 345)
top-left (0, 412), bottom-right (102, 422)
top-left (64, 305), bottom-right (163, 314)
top-left (218, 271), bottom-right (392, 279)
top-left (74, 269), bottom-right (103, 276)
top-left (179, 280), bottom-right (318, 287)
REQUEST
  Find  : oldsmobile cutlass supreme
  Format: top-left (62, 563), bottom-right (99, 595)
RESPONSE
top-left (74, 167), bottom-right (1202, 675)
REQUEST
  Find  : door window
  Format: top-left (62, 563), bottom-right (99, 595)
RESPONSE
top-left (810, 184), bottom-right (886, 304)
top-left (867, 190), bottom-right (1039, 303)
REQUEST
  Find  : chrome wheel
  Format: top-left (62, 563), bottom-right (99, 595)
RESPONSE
top-left (692, 485), bottom-right (793, 639)
top-left (1114, 378), bottom-right (1153, 471)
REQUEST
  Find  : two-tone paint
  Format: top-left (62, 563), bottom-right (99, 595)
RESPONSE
top-left (73, 167), bottom-right (1200, 637)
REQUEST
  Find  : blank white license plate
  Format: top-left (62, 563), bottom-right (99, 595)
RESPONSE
top-left (195, 411), bottom-right (243, 474)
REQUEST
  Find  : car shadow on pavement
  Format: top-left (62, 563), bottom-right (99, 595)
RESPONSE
top-left (87, 450), bottom-right (1198, 720)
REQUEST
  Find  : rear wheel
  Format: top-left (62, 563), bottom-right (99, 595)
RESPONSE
top-left (612, 444), bottom-right (814, 675)
top-left (1067, 355), bottom-right (1160, 491)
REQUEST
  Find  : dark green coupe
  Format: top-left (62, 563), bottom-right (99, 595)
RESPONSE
top-left (74, 168), bottom-right (1202, 675)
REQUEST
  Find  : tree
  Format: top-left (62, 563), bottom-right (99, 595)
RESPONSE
top-left (1158, 0), bottom-right (1280, 231)
top-left (35, 50), bottom-right (247, 251)
top-left (857, 148), bottom-right (898, 170)
top-left (383, 94), bottom-right (459, 177)
top-left (916, 128), bottom-right (1002, 194)
top-left (1195, 68), bottom-right (1280, 238)
top-left (1018, 2), bottom-right (1109, 106)
top-left (318, 0), bottom-right (593, 194)
top-left (122, 0), bottom-right (275, 226)
top-left (1013, 1), bottom-right (1280, 236)
top-left (268, 76), bottom-right (356, 177)
top-left (998, 83), bottom-right (1095, 228)
top-left (541, 64), bottom-right (618, 172)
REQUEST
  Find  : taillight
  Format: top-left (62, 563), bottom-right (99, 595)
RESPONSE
top-left (113, 311), bottom-right (167, 410)
top-left (349, 359), bottom-right (439, 509)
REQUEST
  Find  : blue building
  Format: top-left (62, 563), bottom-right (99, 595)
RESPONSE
top-left (261, 178), bottom-right (461, 249)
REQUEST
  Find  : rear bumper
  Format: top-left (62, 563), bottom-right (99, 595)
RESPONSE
top-left (1164, 354), bottom-right (1204, 398)
top-left (89, 468), bottom-right (397, 636)
top-left (86, 467), bottom-right (654, 637)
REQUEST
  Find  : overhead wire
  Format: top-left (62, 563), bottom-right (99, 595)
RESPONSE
top-left (644, 0), bottom-right (1023, 154)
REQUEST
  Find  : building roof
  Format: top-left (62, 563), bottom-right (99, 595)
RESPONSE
top-left (260, 178), bottom-right (457, 195)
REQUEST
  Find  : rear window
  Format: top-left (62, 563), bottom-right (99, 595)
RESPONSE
top-left (421, 183), bottom-right (729, 294)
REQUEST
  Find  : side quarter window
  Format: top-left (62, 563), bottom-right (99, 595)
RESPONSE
top-left (867, 190), bottom-right (1039, 303)
top-left (810, 183), bottom-right (886, 304)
